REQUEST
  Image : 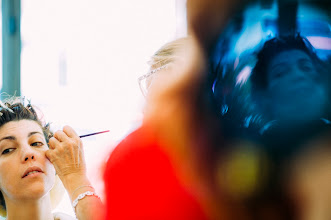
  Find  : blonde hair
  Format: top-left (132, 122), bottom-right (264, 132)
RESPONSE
top-left (148, 37), bottom-right (191, 69)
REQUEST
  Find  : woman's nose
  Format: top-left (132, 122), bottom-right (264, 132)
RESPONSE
top-left (21, 147), bottom-right (36, 162)
top-left (24, 155), bottom-right (35, 161)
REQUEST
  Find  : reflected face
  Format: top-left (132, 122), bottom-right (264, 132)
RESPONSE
top-left (265, 49), bottom-right (327, 121)
top-left (0, 120), bottom-right (55, 201)
top-left (267, 49), bottom-right (318, 92)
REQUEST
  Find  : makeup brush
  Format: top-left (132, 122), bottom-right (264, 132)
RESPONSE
top-left (79, 130), bottom-right (110, 138)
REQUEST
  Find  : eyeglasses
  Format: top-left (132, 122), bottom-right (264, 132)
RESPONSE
top-left (138, 64), bottom-right (170, 97)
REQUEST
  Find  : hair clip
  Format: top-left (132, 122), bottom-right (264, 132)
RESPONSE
top-left (0, 100), bottom-right (14, 113)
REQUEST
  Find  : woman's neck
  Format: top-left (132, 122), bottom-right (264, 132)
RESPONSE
top-left (5, 194), bottom-right (54, 220)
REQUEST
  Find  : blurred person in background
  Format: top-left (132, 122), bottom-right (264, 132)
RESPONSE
top-left (103, 0), bottom-right (249, 219)
top-left (103, 36), bottom-right (209, 220)
top-left (105, 0), bottom-right (331, 219)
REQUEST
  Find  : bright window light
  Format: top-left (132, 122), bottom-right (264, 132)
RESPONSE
top-left (21, 0), bottom-right (178, 217)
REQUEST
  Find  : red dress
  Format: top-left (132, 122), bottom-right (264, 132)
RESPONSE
top-left (103, 125), bottom-right (208, 220)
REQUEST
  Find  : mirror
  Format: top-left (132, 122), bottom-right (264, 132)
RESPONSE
top-left (210, 0), bottom-right (331, 148)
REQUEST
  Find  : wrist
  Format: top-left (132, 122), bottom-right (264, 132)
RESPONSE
top-left (60, 173), bottom-right (92, 198)
top-left (70, 184), bottom-right (95, 200)
top-left (72, 191), bottom-right (100, 211)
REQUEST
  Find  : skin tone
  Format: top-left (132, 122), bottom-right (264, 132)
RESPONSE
top-left (266, 49), bottom-right (327, 122)
top-left (0, 120), bottom-right (55, 220)
top-left (46, 125), bottom-right (104, 220)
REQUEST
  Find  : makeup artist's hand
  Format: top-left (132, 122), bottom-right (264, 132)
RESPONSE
top-left (45, 126), bottom-right (91, 197)
top-left (46, 126), bottom-right (104, 220)
top-left (46, 126), bottom-right (86, 178)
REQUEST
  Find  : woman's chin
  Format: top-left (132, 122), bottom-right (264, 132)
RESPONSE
top-left (16, 182), bottom-right (53, 200)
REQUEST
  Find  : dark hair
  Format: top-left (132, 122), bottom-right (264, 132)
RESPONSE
top-left (0, 97), bottom-right (52, 213)
top-left (250, 34), bottom-right (325, 92)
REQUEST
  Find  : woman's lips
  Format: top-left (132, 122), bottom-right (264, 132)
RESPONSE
top-left (22, 166), bottom-right (44, 178)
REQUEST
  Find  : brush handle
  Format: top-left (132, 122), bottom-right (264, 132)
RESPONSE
top-left (79, 130), bottom-right (110, 138)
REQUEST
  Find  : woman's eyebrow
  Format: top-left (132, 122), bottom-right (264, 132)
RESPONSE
top-left (298, 58), bottom-right (313, 64)
top-left (28, 131), bottom-right (43, 137)
top-left (0, 132), bottom-right (43, 141)
top-left (0, 136), bottom-right (16, 142)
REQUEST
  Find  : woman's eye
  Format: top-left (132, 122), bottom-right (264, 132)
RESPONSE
top-left (31, 142), bottom-right (43, 147)
top-left (274, 71), bottom-right (286, 79)
top-left (301, 65), bottom-right (313, 72)
top-left (2, 148), bottom-right (14, 155)
top-left (299, 60), bottom-right (314, 72)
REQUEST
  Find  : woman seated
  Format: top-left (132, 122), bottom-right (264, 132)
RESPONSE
top-left (0, 97), bottom-right (103, 220)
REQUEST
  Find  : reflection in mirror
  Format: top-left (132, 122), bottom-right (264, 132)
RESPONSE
top-left (211, 0), bottom-right (331, 140)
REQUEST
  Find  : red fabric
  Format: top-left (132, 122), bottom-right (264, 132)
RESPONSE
top-left (103, 125), bottom-right (208, 220)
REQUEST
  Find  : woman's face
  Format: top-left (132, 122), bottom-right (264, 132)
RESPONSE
top-left (0, 120), bottom-right (55, 201)
top-left (265, 49), bottom-right (327, 122)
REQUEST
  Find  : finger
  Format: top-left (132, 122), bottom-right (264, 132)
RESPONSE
top-left (48, 137), bottom-right (61, 150)
top-left (53, 130), bottom-right (68, 142)
top-left (63, 125), bottom-right (79, 139)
